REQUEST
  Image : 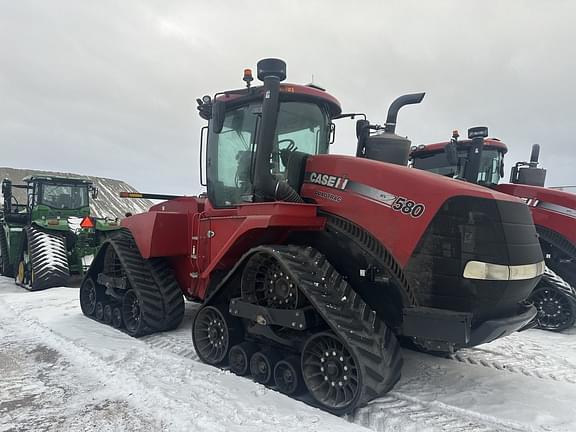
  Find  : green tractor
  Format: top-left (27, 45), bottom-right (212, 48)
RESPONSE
top-left (0, 175), bottom-right (121, 290)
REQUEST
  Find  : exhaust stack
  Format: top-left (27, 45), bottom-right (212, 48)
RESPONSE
top-left (360, 93), bottom-right (425, 165)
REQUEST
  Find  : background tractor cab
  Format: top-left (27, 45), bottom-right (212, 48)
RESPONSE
top-left (409, 127), bottom-right (508, 187)
top-left (0, 175), bottom-right (119, 290)
top-left (410, 129), bottom-right (576, 331)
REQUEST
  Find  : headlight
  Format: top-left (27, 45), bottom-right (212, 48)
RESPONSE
top-left (463, 260), bottom-right (545, 281)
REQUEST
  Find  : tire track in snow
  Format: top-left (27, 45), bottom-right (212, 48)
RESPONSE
top-left (140, 332), bottom-right (198, 361)
top-left (141, 330), bottom-right (535, 432)
top-left (449, 340), bottom-right (576, 385)
top-left (0, 296), bottom-right (366, 432)
top-left (349, 392), bottom-right (533, 432)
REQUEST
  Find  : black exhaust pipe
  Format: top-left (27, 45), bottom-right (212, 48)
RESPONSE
top-left (252, 58), bottom-right (302, 203)
top-left (529, 144), bottom-right (540, 167)
top-left (385, 93), bottom-right (425, 133)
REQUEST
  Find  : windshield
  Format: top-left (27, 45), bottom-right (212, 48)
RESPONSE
top-left (39, 183), bottom-right (89, 209)
top-left (208, 101), bottom-right (329, 207)
top-left (412, 148), bottom-right (504, 185)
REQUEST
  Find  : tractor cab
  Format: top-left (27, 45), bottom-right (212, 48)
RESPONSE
top-left (2, 175), bottom-right (97, 223)
top-left (409, 128), bottom-right (508, 187)
top-left (198, 59), bottom-right (341, 208)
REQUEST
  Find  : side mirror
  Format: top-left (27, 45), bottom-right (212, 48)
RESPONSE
top-left (91, 187), bottom-right (99, 200)
top-left (445, 141), bottom-right (458, 165)
top-left (211, 101), bottom-right (226, 134)
top-left (328, 123), bottom-right (336, 144)
top-left (500, 160), bottom-right (505, 178)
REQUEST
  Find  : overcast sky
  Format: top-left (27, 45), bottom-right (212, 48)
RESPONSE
top-left (1, 0), bottom-right (575, 194)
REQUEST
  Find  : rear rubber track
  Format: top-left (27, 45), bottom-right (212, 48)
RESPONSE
top-left (23, 225), bottom-right (69, 290)
top-left (0, 224), bottom-right (13, 277)
top-left (265, 245), bottom-right (403, 410)
top-left (85, 229), bottom-right (184, 336)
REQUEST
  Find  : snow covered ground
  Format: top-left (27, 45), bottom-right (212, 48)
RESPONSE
top-left (1, 277), bottom-right (575, 432)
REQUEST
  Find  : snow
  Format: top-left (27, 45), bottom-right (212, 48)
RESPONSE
top-left (1, 277), bottom-right (576, 432)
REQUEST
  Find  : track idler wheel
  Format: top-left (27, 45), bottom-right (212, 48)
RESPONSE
top-left (229, 342), bottom-right (258, 376)
top-left (122, 290), bottom-right (145, 336)
top-left (531, 287), bottom-right (576, 331)
top-left (274, 355), bottom-right (305, 395)
top-left (79, 278), bottom-right (100, 317)
top-left (302, 332), bottom-right (362, 413)
top-left (111, 306), bottom-right (123, 329)
top-left (103, 304), bottom-right (113, 324)
top-left (250, 350), bottom-right (281, 385)
top-left (192, 305), bottom-right (241, 366)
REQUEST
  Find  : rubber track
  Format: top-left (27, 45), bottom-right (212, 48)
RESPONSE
top-left (25, 226), bottom-right (69, 290)
top-left (98, 230), bottom-right (184, 336)
top-left (0, 224), bottom-right (12, 277)
top-left (260, 245), bottom-right (402, 410)
top-left (537, 225), bottom-right (576, 260)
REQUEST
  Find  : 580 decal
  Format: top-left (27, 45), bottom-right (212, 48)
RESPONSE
top-left (391, 196), bottom-right (425, 218)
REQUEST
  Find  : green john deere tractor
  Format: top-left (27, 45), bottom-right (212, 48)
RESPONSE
top-left (0, 175), bottom-right (121, 290)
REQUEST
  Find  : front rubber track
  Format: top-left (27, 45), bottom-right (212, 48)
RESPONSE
top-left (82, 229), bottom-right (184, 336)
top-left (277, 245), bottom-right (402, 413)
top-left (207, 245), bottom-right (402, 414)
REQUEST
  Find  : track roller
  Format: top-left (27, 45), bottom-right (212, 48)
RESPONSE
top-left (111, 306), bottom-right (123, 329)
top-left (122, 290), bottom-right (145, 336)
top-left (95, 302), bottom-right (104, 321)
top-left (229, 342), bottom-right (258, 376)
top-left (274, 355), bottom-right (305, 395)
top-left (103, 304), bottom-right (113, 324)
top-left (250, 350), bottom-right (281, 385)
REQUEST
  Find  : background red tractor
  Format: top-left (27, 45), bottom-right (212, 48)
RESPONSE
top-left (80, 59), bottom-right (543, 413)
top-left (410, 129), bottom-right (576, 331)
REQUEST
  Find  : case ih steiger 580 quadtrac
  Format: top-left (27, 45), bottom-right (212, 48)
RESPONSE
top-left (80, 59), bottom-right (544, 413)
top-left (0, 175), bottom-right (120, 290)
top-left (410, 129), bottom-right (576, 331)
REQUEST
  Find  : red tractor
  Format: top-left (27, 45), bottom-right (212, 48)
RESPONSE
top-left (80, 59), bottom-right (544, 413)
top-left (410, 128), bottom-right (576, 331)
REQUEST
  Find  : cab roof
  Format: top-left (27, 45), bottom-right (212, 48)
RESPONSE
top-left (411, 138), bottom-right (508, 156)
top-left (23, 174), bottom-right (93, 185)
top-left (215, 83), bottom-right (342, 117)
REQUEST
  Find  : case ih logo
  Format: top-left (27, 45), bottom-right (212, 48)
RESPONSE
top-left (306, 172), bottom-right (349, 190)
top-left (304, 171), bottom-right (426, 218)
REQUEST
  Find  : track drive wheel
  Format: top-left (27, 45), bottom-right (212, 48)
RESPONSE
top-left (229, 342), bottom-right (258, 376)
top-left (274, 355), bottom-right (305, 395)
top-left (192, 305), bottom-right (242, 366)
top-left (302, 332), bottom-right (363, 414)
